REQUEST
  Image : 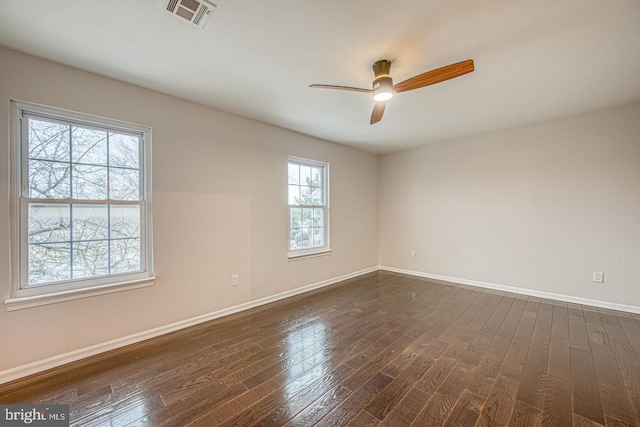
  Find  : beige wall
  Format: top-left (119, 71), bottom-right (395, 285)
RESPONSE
top-left (380, 102), bottom-right (640, 308)
top-left (0, 47), bottom-right (379, 372)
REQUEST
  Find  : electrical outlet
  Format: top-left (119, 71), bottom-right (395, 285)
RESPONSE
top-left (410, 251), bottom-right (416, 259)
top-left (232, 274), bottom-right (239, 287)
top-left (592, 271), bottom-right (604, 283)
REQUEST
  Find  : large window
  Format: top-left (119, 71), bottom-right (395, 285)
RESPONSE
top-left (9, 101), bottom-right (153, 303)
top-left (288, 157), bottom-right (329, 258)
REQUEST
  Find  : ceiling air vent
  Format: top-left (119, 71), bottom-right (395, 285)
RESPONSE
top-left (159, 0), bottom-right (216, 29)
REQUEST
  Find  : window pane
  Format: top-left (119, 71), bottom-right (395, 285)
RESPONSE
top-left (29, 159), bottom-right (71, 199)
top-left (288, 163), bottom-right (300, 185)
top-left (111, 205), bottom-right (140, 239)
top-left (312, 227), bottom-right (324, 247)
top-left (72, 164), bottom-right (108, 199)
top-left (71, 126), bottom-right (107, 165)
top-left (295, 230), bottom-right (311, 248)
top-left (289, 230), bottom-right (300, 251)
top-left (28, 117), bottom-right (69, 162)
top-left (310, 167), bottom-right (322, 186)
top-left (109, 167), bottom-right (140, 200)
top-left (312, 189), bottom-right (323, 206)
top-left (28, 203), bottom-right (70, 244)
top-left (299, 186), bottom-right (314, 205)
top-left (28, 243), bottom-right (71, 284)
top-left (290, 207), bottom-right (301, 229)
top-left (110, 238), bottom-right (141, 274)
top-left (300, 166), bottom-right (311, 186)
top-left (109, 133), bottom-right (139, 168)
top-left (313, 208), bottom-right (324, 228)
top-left (288, 185), bottom-right (300, 205)
top-left (302, 207), bottom-right (316, 233)
top-left (72, 205), bottom-right (108, 241)
top-left (291, 207), bottom-right (310, 249)
top-left (73, 240), bottom-right (109, 278)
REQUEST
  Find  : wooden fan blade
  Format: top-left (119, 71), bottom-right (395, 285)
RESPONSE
top-left (393, 59), bottom-right (474, 93)
top-left (370, 102), bottom-right (386, 125)
top-left (309, 84), bottom-right (372, 94)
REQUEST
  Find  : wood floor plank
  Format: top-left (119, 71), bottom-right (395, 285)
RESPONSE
top-left (415, 356), bottom-right (457, 396)
top-left (568, 305), bottom-right (606, 425)
top-left (540, 373), bottom-right (571, 427)
top-left (476, 374), bottom-right (518, 427)
top-left (184, 371), bottom-right (288, 425)
top-left (548, 303), bottom-right (569, 362)
top-left (218, 363), bottom-right (355, 427)
top-left (508, 399), bottom-right (541, 426)
top-left (428, 289), bottom-right (496, 346)
top-left (341, 334), bottom-right (414, 393)
top-left (378, 386), bottom-right (430, 426)
top-left (411, 364), bottom-right (473, 426)
top-left (541, 301), bottom-right (572, 427)
top-left (573, 413), bottom-right (605, 427)
top-left (365, 354), bottom-right (435, 420)
top-left (467, 296), bottom-right (528, 398)
top-left (443, 292), bottom-right (505, 363)
top-left (282, 384), bottom-right (352, 426)
top-left (461, 294), bottom-right (515, 369)
top-left (345, 410), bottom-right (381, 426)
top-left (442, 389), bottom-right (484, 427)
top-left (616, 312), bottom-right (640, 360)
top-left (499, 299), bottom-right (539, 382)
top-left (73, 391), bottom-right (164, 427)
top-left (606, 416), bottom-right (639, 427)
top-left (582, 308), bottom-right (639, 425)
top-left (515, 300), bottom-right (553, 409)
top-left (151, 381), bottom-right (247, 426)
top-left (1, 271), bottom-right (639, 427)
top-left (316, 372), bottom-right (393, 427)
top-left (598, 308), bottom-right (640, 423)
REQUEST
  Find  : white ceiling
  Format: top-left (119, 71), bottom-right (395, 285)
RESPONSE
top-left (1, 0), bottom-right (639, 154)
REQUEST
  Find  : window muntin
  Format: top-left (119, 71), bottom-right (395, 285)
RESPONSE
top-left (11, 102), bottom-right (152, 296)
top-left (288, 157), bottom-right (329, 257)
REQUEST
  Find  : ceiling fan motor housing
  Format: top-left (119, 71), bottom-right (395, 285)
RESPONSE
top-left (372, 60), bottom-right (394, 101)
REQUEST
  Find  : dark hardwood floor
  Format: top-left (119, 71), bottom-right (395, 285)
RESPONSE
top-left (2, 271), bottom-right (640, 426)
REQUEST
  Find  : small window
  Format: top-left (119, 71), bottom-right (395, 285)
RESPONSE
top-left (9, 101), bottom-right (153, 301)
top-left (288, 156), bottom-right (330, 258)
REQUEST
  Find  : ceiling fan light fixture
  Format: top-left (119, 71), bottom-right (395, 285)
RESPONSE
top-left (372, 59), bottom-right (394, 102)
top-left (372, 77), bottom-right (394, 101)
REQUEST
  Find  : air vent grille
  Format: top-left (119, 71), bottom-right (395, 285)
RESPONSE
top-left (159, 0), bottom-right (216, 29)
top-left (193, 6), bottom-right (208, 25)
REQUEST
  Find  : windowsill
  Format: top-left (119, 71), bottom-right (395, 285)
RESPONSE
top-left (3, 277), bottom-right (156, 312)
top-left (288, 249), bottom-right (332, 261)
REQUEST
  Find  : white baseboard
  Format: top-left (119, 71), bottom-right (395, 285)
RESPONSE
top-left (0, 266), bottom-right (378, 385)
top-left (380, 265), bottom-right (640, 314)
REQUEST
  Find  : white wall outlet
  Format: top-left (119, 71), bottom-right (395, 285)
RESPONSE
top-left (592, 271), bottom-right (604, 283)
top-left (231, 274), bottom-right (239, 287)
top-left (410, 251), bottom-right (416, 259)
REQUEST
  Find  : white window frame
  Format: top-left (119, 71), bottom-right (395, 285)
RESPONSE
top-left (6, 100), bottom-right (154, 310)
top-left (287, 156), bottom-right (330, 259)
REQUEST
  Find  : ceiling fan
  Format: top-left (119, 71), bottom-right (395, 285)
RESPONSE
top-left (310, 59), bottom-right (474, 124)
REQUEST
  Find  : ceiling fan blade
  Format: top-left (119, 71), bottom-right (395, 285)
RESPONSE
top-left (309, 84), bottom-right (372, 94)
top-left (370, 102), bottom-right (386, 125)
top-left (393, 59), bottom-right (474, 93)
